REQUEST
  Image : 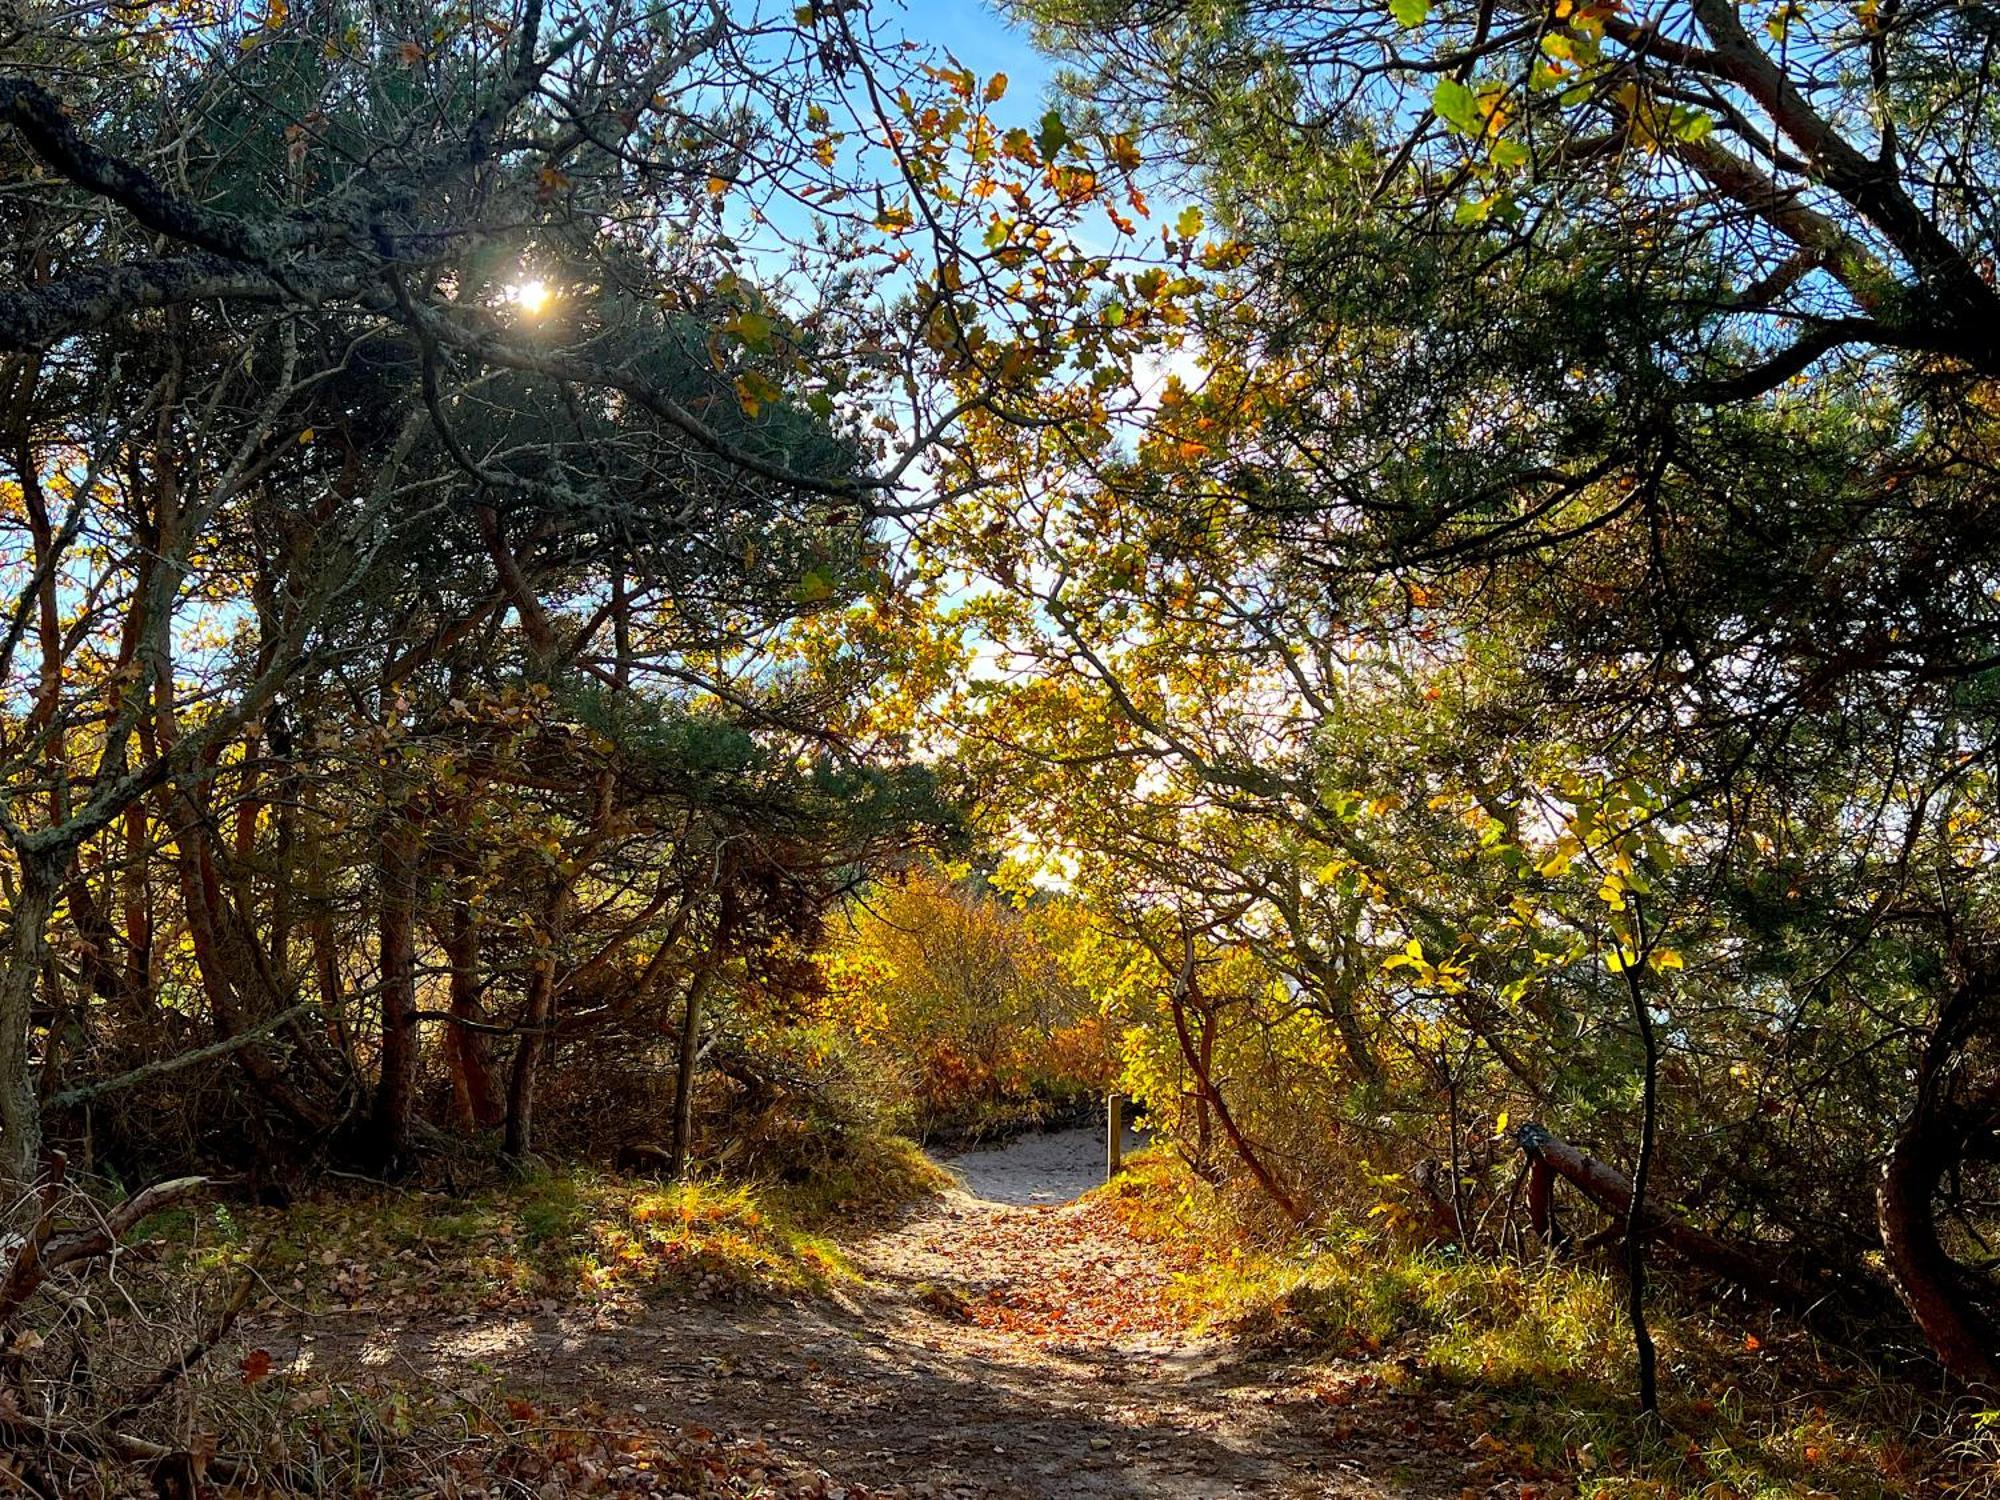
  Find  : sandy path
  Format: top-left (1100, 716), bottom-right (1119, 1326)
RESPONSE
top-left (935, 1124), bottom-right (1146, 1206)
top-left (267, 1133), bottom-right (1465, 1498)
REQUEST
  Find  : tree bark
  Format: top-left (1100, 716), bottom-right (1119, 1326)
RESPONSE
top-left (439, 889), bottom-right (504, 1131)
top-left (502, 878), bottom-right (574, 1164)
top-left (0, 854), bottom-right (60, 1192)
top-left (1875, 967), bottom-right (2000, 1388)
top-left (670, 888), bottom-right (738, 1181)
top-left (370, 798), bottom-right (424, 1170)
top-left (1193, 1003), bottom-right (1215, 1173)
top-left (1620, 915), bottom-right (1662, 1416)
top-left (1166, 933), bottom-right (1309, 1226)
top-left (167, 804), bottom-right (333, 1136)
top-left (502, 963), bottom-right (553, 1163)
top-left (1512, 1121), bottom-right (1807, 1307)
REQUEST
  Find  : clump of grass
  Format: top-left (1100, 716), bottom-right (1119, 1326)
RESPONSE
top-left (764, 1129), bottom-right (954, 1221)
top-left (566, 1175), bottom-right (859, 1298)
top-left (154, 1131), bottom-right (946, 1317)
top-left (340, 1170), bottom-right (864, 1305)
top-left (1094, 1148), bottom-right (1986, 1500)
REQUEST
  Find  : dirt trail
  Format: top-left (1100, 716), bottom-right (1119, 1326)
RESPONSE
top-left (274, 1131), bottom-right (1462, 1498)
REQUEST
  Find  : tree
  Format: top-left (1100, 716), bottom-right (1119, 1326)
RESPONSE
top-left (0, 0), bottom-right (1131, 1192)
top-left (907, 0), bottom-right (2000, 1393)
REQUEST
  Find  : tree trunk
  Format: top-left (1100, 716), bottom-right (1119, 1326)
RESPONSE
top-left (1620, 914), bottom-right (1662, 1416)
top-left (502, 879), bottom-right (573, 1164)
top-left (0, 854), bottom-right (60, 1192)
top-left (150, 475), bottom-right (330, 1137)
top-left (440, 892), bottom-right (505, 1131)
top-left (1513, 1121), bottom-right (1807, 1305)
top-left (670, 889), bottom-right (738, 1181)
top-left (120, 803), bottom-right (154, 1011)
top-left (1193, 1004), bottom-right (1215, 1173)
top-left (1878, 1102), bottom-right (2000, 1387)
top-left (668, 964), bottom-right (713, 1181)
top-left (502, 963), bottom-right (553, 1163)
top-left (168, 805), bottom-right (333, 1135)
top-left (370, 802), bottom-right (423, 1170)
top-left (1876, 967), bottom-right (2000, 1388)
top-left (502, 753), bottom-right (614, 1165)
top-left (1166, 936), bottom-right (1309, 1226)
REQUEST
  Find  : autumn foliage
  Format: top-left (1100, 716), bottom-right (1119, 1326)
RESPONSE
top-left (4, 0), bottom-right (2000, 1489)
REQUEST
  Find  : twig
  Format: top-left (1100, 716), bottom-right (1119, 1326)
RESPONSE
top-left (101, 1238), bottom-right (268, 1425)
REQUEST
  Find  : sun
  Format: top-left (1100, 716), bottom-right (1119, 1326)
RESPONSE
top-left (507, 278), bottom-right (551, 316)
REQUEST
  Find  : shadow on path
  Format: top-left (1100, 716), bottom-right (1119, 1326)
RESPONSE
top-left (261, 1130), bottom-right (1468, 1498)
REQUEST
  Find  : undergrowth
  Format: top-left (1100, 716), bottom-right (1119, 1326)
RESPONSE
top-left (37, 1135), bottom-right (955, 1496)
top-left (1095, 1149), bottom-right (1993, 1500)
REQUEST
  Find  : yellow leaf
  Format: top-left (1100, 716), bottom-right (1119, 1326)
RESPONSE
top-left (1649, 948), bottom-right (1684, 972)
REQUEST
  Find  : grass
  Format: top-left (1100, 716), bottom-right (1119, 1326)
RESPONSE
top-left (1093, 1149), bottom-right (1987, 1500)
top-left (159, 1130), bottom-right (950, 1317)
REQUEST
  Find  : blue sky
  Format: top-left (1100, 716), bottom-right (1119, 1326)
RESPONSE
top-left (901, 0), bottom-right (1060, 100)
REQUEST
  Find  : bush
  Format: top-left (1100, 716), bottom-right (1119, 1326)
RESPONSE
top-left (822, 871), bottom-right (1112, 1140)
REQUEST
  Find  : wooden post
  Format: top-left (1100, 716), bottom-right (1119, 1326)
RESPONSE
top-left (1106, 1092), bottom-right (1124, 1180)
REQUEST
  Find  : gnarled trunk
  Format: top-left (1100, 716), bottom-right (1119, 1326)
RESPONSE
top-left (1166, 933), bottom-right (1309, 1227)
top-left (1513, 1122), bottom-right (1807, 1307)
top-left (503, 878), bottom-right (574, 1164)
top-left (1876, 967), bottom-right (2000, 1389)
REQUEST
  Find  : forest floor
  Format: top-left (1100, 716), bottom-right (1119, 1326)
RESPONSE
top-left (244, 1129), bottom-right (1482, 1499)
